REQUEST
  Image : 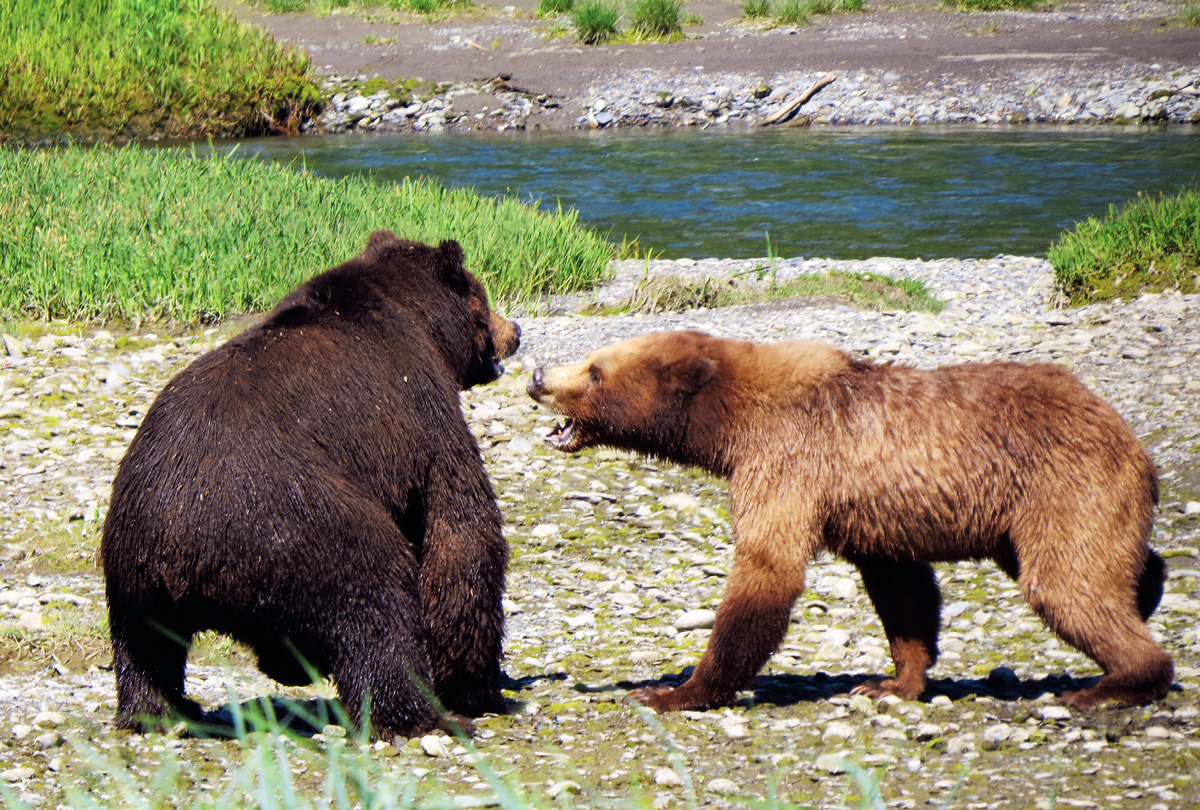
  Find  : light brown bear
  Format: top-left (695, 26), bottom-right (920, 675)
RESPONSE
top-left (526, 330), bottom-right (1173, 712)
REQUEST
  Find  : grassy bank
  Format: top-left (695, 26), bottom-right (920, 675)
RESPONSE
top-left (605, 270), bottom-right (944, 315)
top-left (0, 146), bottom-right (616, 323)
top-left (1048, 188), bottom-right (1200, 306)
top-left (0, 0), bottom-right (322, 143)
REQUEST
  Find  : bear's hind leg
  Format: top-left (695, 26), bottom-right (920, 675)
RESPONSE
top-left (1021, 577), bottom-right (1173, 708)
top-left (110, 607), bottom-right (200, 731)
top-left (848, 557), bottom-right (941, 702)
top-left (326, 618), bottom-right (446, 739)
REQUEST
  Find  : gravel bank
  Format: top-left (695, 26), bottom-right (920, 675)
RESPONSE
top-left (320, 59), bottom-right (1200, 133)
top-left (306, 0), bottom-right (1200, 135)
top-left (1, 256), bottom-right (1198, 807)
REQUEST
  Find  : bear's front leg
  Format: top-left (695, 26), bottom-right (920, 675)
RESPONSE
top-left (630, 522), bottom-right (811, 713)
top-left (846, 555), bottom-right (941, 702)
top-left (418, 459), bottom-right (510, 717)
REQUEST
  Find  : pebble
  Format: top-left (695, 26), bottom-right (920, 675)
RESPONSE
top-left (983, 724), bottom-right (1012, 744)
top-left (653, 767), bottom-right (683, 786)
top-left (822, 721), bottom-right (857, 743)
top-left (705, 777), bottom-right (740, 795)
top-left (421, 735), bottom-right (450, 757)
top-left (814, 753), bottom-right (847, 774)
top-left (1038, 706), bottom-right (1072, 722)
top-left (673, 609), bottom-right (717, 631)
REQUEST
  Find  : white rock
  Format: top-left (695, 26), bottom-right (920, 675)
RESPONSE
top-left (816, 643), bottom-right (848, 662)
top-left (674, 609), bottom-right (716, 631)
top-left (983, 724), bottom-right (1012, 743)
top-left (420, 735), bottom-right (449, 757)
top-left (530, 523), bottom-right (559, 538)
top-left (849, 694), bottom-right (877, 715)
top-left (660, 492), bottom-right (701, 511)
top-left (814, 753), bottom-right (846, 774)
top-left (506, 436), bottom-right (533, 454)
top-left (913, 723), bottom-right (943, 741)
top-left (705, 778), bottom-right (739, 795)
top-left (1038, 706), bottom-right (1071, 721)
top-left (2, 334), bottom-right (23, 359)
top-left (720, 717), bottom-right (749, 738)
top-left (653, 768), bottom-right (683, 786)
top-left (822, 721), bottom-right (856, 743)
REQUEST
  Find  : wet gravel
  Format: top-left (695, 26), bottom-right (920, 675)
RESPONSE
top-left (0, 255), bottom-right (1198, 807)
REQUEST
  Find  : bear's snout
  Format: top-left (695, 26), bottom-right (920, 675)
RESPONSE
top-left (491, 313), bottom-right (521, 359)
top-left (527, 367), bottom-right (546, 399)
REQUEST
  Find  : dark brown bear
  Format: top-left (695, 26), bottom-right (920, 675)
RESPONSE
top-left (527, 330), bottom-right (1173, 712)
top-left (102, 232), bottom-right (520, 737)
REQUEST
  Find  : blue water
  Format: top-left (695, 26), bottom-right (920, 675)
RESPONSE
top-left (208, 126), bottom-right (1200, 259)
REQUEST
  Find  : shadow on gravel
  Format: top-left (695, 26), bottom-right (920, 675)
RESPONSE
top-left (583, 666), bottom-right (1104, 708)
top-left (748, 669), bottom-right (1104, 707)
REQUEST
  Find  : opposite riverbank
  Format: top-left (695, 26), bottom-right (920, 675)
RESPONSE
top-left (219, 0), bottom-right (1200, 133)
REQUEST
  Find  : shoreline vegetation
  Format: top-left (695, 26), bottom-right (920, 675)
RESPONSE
top-left (0, 146), bottom-right (617, 325)
top-left (1, 147), bottom-right (1196, 326)
top-left (0, 0), bottom-right (322, 144)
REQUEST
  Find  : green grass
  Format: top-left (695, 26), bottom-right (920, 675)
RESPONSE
top-left (1181, 1), bottom-right (1200, 25)
top-left (0, 146), bottom-right (617, 324)
top-left (1047, 188), bottom-right (1200, 306)
top-left (538, 0), bottom-right (575, 15)
top-left (628, 0), bottom-right (685, 38)
top-left (0, 0), bottom-right (323, 144)
top-left (572, 0), bottom-right (621, 43)
top-left (607, 270), bottom-right (945, 315)
top-left (774, 0), bottom-right (809, 24)
top-left (741, 0), bottom-right (862, 25)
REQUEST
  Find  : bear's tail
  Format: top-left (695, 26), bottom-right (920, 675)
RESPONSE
top-left (1137, 550), bottom-right (1167, 622)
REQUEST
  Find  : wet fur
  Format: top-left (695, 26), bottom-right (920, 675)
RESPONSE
top-left (528, 330), bottom-right (1173, 711)
top-left (102, 232), bottom-right (520, 737)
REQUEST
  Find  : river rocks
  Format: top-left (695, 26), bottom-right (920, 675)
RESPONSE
top-left (319, 60), bottom-right (1200, 132)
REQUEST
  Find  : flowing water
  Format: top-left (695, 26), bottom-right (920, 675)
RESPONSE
top-left (211, 126), bottom-right (1200, 260)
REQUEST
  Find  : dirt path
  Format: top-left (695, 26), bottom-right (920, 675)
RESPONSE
top-left (221, 0), bottom-right (1200, 128)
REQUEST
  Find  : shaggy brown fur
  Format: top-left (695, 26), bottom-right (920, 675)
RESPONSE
top-left (102, 232), bottom-right (520, 737)
top-left (527, 330), bottom-right (1173, 712)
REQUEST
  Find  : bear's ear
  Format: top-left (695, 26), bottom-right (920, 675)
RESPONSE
top-left (435, 239), bottom-right (471, 293)
top-left (367, 230), bottom-right (401, 251)
top-left (671, 355), bottom-right (718, 396)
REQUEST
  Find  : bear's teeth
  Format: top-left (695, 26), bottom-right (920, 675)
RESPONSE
top-left (546, 419), bottom-right (576, 448)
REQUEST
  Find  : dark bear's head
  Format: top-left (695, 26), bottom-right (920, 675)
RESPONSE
top-left (282, 231), bottom-right (520, 389)
top-left (527, 331), bottom-right (717, 454)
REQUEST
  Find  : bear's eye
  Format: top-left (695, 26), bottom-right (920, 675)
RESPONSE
top-left (589, 365), bottom-right (602, 384)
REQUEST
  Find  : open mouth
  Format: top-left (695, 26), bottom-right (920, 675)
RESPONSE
top-left (545, 418), bottom-right (578, 450)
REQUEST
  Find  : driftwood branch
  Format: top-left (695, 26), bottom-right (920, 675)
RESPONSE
top-left (759, 73), bottom-right (838, 126)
